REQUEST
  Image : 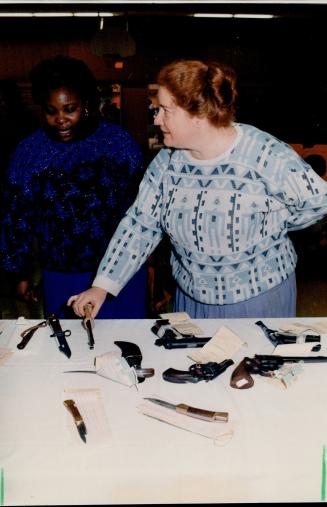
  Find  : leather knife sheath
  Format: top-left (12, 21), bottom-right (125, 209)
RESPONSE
top-left (114, 340), bottom-right (154, 382)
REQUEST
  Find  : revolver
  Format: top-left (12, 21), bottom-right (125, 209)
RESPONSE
top-left (230, 353), bottom-right (327, 389)
top-left (163, 359), bottom-right (234, 383)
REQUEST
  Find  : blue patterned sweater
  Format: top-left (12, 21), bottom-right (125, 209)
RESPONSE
top-left (1, 120), bottom-right (144, 277)
top-left (93, 123), bottom-right (327, 305)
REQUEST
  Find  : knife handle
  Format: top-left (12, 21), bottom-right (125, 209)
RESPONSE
top-left (63, 399), bottom-right (83, 423)
top-left (83, 304), bottom-right (94, 328)
top-left (176, 403), bottom-right (228, 422)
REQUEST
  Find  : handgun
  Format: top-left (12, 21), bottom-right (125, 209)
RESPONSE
top-left (163, 359), bottom-right (234, 383)
top-left (230, 353), bottom-right (327, 389)
top-left (255, 320), bottom-right (320, 347)
top-left (151, 319), bottom-right (211, 349)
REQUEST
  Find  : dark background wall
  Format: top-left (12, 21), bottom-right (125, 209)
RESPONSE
top-left (1, 1), bottom-right (327, 318)
top-left (0, 1), bottom-right (326, 152)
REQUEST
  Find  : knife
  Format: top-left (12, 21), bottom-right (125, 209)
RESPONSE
top-left (17, 320), bottom-right (47, 350)
top-left (63, 399), bottom-right (87, 443)
top-left (144, 397), bottom-right (229, 422)
top-left (47, 313), bottom-right (72, 358)
top-left (83, 304), bottom-right (95, 349)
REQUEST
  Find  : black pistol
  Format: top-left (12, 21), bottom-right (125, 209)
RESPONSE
top-left (48, 313), bottom-right (72, 358)
top-left (255, 320), bottom-right (320, 347)
top-left (163, 359), bottom-right (234, 383)
top-left (151, 319), bottom-right (211, 349)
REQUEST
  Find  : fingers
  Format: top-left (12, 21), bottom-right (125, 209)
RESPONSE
top-left (67, 294), bottom-right (78, 307)
top-left (67, 287), bottom-right (107, 318)
top-left (68, 294), bottom-right (87, 317)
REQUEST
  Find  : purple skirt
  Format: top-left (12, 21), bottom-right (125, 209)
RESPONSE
top-left (173, 272), bottom-right (297, 318)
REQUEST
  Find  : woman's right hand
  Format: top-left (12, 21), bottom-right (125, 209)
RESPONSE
top-left (67, 287), bottom-right (108, 318)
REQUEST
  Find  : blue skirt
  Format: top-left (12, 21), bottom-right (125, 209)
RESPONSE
top-left (42, 265), bottom-right (148, 319)
top-left (173, 272), bottom-right (297, 319)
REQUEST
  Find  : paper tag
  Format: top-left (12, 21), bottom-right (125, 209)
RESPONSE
top-left (137, 398), bottom-right (234, 444)
top-left (0, 322), bottom-right (7, 335)
top-left (63, 388), bottom-right (111, 445)
top-left (159, 312), bottom-right (205, 336)
top-left (95, 351), bottom-right (138, 387)
top-left (273, 343), bottom-right (322, 356)
top-left (278, 321), bottom-right (326, 334)
top-left (260, 363), bottom-right (303, 389)
top-left (188, 326), bottom-right (246, 364)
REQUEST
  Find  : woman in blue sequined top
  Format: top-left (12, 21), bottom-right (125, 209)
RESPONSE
top-left (1, 55), bottom-right (146, 318)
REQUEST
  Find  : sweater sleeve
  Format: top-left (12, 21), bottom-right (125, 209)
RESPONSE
top-left (92, 149), bottom-right (170, 295)
top-left (258, 141), bottom-right (327, 231)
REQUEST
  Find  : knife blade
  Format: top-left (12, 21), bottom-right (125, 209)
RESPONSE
top-left (63, 399), bottom-right (87, 443)
top-left (144, 397), bottom-right (228, 422)
top-left (64, 370), bottom-right (97, 374)
top-left (83, 304), bottom-right (95, 349)
top-left (48, 313), bottom-right (72, 358)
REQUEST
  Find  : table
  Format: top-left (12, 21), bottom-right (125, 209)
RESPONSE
top-left (1, 316), bottom-right (327, 505)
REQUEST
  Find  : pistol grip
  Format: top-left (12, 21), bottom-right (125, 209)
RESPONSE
top-left (162, 367), bottom-right (201, 383)
top-left (230, 358), bottom-right (254, 389)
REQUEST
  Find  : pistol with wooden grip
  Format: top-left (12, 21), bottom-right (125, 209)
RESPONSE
top-left (230, 354), bottom-right (327, 389)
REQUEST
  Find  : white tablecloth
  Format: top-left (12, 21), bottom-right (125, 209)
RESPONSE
top-left (1, 316), bottom-right (327, 504)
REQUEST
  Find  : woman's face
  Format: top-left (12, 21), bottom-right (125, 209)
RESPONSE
top-left (154, 86), bottom-right (198, 149)
top-left (42, 87), bottom-right (84, 142)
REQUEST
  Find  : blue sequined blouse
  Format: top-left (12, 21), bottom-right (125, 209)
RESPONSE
top-left (1, 120), bottom-right (144, 277)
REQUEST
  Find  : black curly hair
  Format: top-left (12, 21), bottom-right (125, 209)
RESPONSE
top-left (30, 55), bottom-right (100, 113)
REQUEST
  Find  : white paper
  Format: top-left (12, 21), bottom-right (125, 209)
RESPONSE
top-left (273, 343), bottom-right (322, 356)
top-left (63, 388), bottom-right (111, 445)
top-left (95, 351), bottom-right (138, 387)
top-left (137, 398), bottom-right (234, 444)
top-left (0, 322), bottom-right (7, 335)
top-left (278, 321), bottom-right (326, 334)
top-left (188, 326), bottom-right (246, 363)
top-left (5, 317), bottom-right (46, 354)
top-left (159, 312), bottom-right (205, 336)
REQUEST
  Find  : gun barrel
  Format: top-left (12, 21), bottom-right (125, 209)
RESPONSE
top-left (155, 336), bottom-right (210, 349)
top-left (255, 354), bottom-right (327, 362)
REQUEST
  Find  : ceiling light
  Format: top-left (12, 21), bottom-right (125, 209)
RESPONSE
top-left (73, 12), bottom-right (98, 17)
top-left (0, 12), bottom-right (33, 16)
top-left (0, 11), bottom-right (115, 17)
top-left (193, 13), bottom-right (233, 19)
top-left (234, 14), bottom-right (275, 19)
top-left (193, 13), bottom-right (275, 19)
top-left (33, 12), bottom-right (74, 17)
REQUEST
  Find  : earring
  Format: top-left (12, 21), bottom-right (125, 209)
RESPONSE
top-left (84, 107), bottom-right (89, 118)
